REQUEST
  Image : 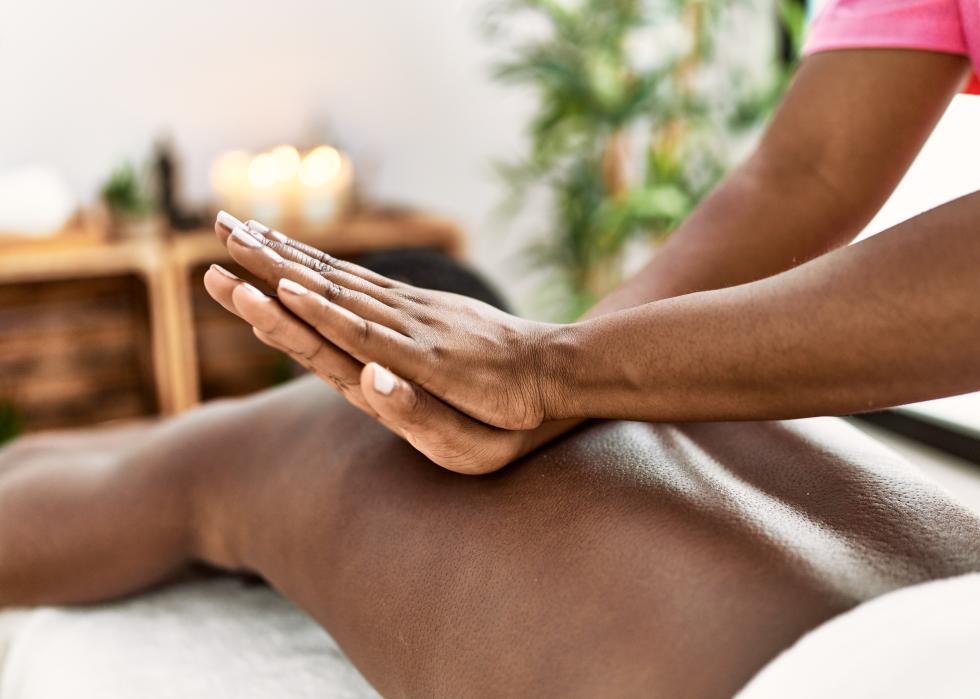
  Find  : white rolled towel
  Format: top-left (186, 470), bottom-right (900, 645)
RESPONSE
top-left (0, 165), bottom-right (77, 237)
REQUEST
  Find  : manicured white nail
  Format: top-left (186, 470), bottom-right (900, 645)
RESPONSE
top-left (373, 365), bottom-right (397, 396)
top-left (231, 227), bottom-right (262, 249)
top-left (216, 210), bottom-right (243, 231)
top-left (278, 278), bottom-right (309, 296)
top-left (209, 264), bottom-right (239, 280)
top-left (246, 220), bottom-right (270, 234)
top-left (241, 283), bottom-right (267, 300)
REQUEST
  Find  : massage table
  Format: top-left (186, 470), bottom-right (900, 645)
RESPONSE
top-left (2, 571), bottom-right (979, 698)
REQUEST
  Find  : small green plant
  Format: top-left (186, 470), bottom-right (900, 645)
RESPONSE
top-left (101, 161), bottom-right (156, 218)
top-left (486, 0), bottom-right (793, 318)
top-left (779, 0), bottom-right (807, 61)
top-left (0, 399), bottom-right (22, 446)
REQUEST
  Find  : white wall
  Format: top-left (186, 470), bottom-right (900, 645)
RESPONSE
top-left (0, 0), bottom-right (538, 303)
top-left (1, 1), bottom-right (777, 314)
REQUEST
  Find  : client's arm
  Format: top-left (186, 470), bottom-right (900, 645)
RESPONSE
top-left (0, 422), bottom-right (195, 604)
top-left (208, 49), bottom-right (971, 473)
top-left (3, 377), bottom-right (980, 697)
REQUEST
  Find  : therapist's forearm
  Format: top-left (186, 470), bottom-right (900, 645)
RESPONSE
top-left (518, 49), bottom-right (963, 445)
top-left (511, 155), bottom-right (869, 452)
top-left (584, 154), bottom-right (859, 318)
top-left (551, 190), bottom-right (980, 422)
top-left (515, 120), bottom-right (923, 449)
top-left (517, 125), bottom-right (887, 447)
top-left (586, 49), bottom-right (966, 319)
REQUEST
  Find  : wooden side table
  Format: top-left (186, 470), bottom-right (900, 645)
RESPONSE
top-left (0, 212), bottom-right (464, 423)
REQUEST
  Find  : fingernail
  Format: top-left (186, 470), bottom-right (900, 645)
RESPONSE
top-left (216, 210), bottom-right (243, 231)
top-left (246, 220), bottom-right (270, 234)
top-left (231, 227), bottom-right (262, 249)
top-left (269, 230), bottom-right (290, 244)
top-left (373, 365), bottom-right (397, 396)
top-left (209, 264), bottom-right (239, 280)
top-left (278, 278), bottom-right (309, 296)
top-left (241, 283), bottom-right (267, 300)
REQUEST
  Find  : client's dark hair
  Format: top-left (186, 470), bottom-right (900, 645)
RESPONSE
top-left (351, 248), bottom-right (510, 313)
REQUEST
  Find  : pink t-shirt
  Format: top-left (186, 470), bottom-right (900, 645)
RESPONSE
top-left (804, 0), bottom-right (980, 93)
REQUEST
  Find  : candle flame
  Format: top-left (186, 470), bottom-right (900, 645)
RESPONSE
top-left (271, 145), bottom-right (301, 182)
top-left (210, 150), bottom-right (251, 195)
top-left (248, 153), bottom-right (277, 189)
top-left (299, 146), bottom-right (342, 188)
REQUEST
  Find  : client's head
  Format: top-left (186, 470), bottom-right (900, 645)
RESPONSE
top-left (351, 248), bottom-right (510, 312)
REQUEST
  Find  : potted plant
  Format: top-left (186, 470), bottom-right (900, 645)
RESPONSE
top-left (486, 0), bottom-right (798, 319)
top-left (100, 160), bottom-right (162, 239)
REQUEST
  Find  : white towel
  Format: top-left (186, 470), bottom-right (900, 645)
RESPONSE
top-left (738, 572), bottom-right (980, 699)
top-left (0, 610), bottom-right (31, 676)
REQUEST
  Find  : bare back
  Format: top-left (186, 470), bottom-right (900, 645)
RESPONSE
top-left (182, 378), bottom-right (980, 697)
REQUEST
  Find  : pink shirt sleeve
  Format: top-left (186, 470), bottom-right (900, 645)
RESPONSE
top-left (804, 0), bottom-right (980, 92)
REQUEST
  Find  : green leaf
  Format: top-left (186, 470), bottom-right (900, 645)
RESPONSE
top-left (0, 398), bottom-right (21, 446)
top-left (100, 160), bottom-right (156, 217)
top-left (633, 184), bottom-right (691, 222)
top-left (778, 0), bottom-right (807, 61)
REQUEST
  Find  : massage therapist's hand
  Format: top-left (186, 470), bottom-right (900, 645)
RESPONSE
top-left (215, 216), bottom-right (567, 432)
top-left (204, 213), bottom-right (568, 474)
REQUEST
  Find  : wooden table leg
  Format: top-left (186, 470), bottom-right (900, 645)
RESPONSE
top-left (142, 241), bottom-right (200, 415)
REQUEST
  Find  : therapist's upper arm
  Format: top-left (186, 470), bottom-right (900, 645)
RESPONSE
top-left (754, 49), bottom-right (971, 228)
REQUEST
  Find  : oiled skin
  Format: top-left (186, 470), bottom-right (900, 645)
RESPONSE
top-left (2, 377), bottom-right (980, 697)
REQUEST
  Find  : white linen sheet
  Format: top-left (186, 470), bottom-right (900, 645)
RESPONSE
top-left (0, 577), bottom-right (379, 699)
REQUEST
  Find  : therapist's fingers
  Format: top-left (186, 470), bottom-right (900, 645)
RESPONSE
top-left (215, 210), bottom-right (249, 245)
top-left (227, 281), bottom-right (374, 412)
top-left (275, 278), bottom-right (421, 374)
top-left (205, 262), bottom-right (384, 416)
top-left (216, 213), bottom-right (407, 315)
top-left (250, 327), bottom-right (317, 372)
top-left (206, 264), bottom-right (371, 408)
top-left (207, 266), bottom-right (399, 422)
top-left (360, 363), bottom-right (526, 475)
top-left (203, 264), bottom-right (246, 319)
top-left (245, 219), bottom-right (403, 289)
top-left (225, 226), bottom-right (408, 332)
top-left (251, 325), bottom-right (407, 439)
top-left (257, 236), bottom-right (397, 303)
top-left (216, 214), bottom-right (353, 293)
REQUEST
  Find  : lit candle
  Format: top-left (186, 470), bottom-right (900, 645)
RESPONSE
top-left (211, 144), bottom-right (352, 232)
top-left (300, 146), bottom-right (345, 225)
top-left (210, 150), bottom-right (251, 218)
top-left (270, 145), bottom-right (301, 226)
top-left (247, 152), bottom-right (280, 223)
